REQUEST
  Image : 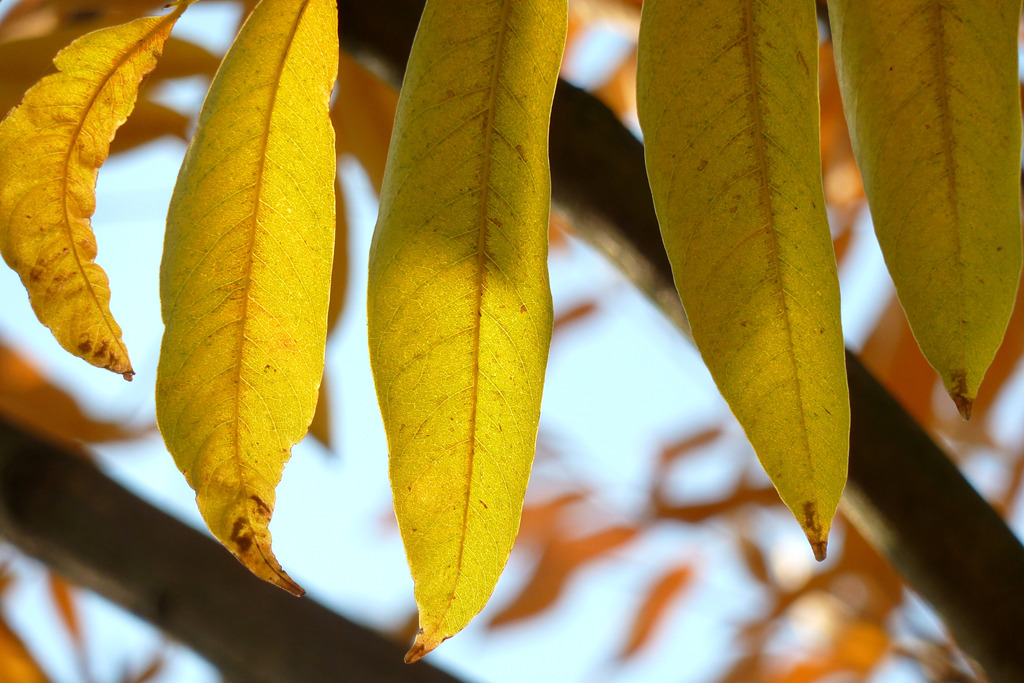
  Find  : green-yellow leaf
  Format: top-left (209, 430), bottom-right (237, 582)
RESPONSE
top-left (636, 0), bottom-right (849, 557)
top-left (156, 0), bottom-right (338, 595)
top-left (367, 0), bottom-right (566, 659)
top-left (0, 7), bottom-right (190, 377)
top-left (828, 0), bottom-right (1023, 418)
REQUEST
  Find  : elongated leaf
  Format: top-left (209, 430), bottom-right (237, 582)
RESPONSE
top-left (488, 526), bottom-right (638, 629)
top-left (828, 1), bottom-right (1023, 419)
top-left (0, 7), bottom-right (190, 377)
top-left (157, 0), bottom-right (338, 595)
top-left (618, 563), bottom-right (693, 659)
top-left (368, 0), bottom-right (566, 659)
top-left (636, 0), bottom-right (849, 558)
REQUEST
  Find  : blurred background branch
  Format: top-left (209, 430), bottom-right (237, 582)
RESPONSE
top-left (0, 416), bottom-right (464, 683)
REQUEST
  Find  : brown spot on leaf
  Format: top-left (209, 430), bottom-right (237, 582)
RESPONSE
top-left (796, 50), bottom-right (808, 76)
top-left (949, 370), bottom-right (973, 420)
top-left (250, 495), bottom-right (271, 517)
top-left (78, 340), bottom-right (92, 353)
top-left (697, 159), bottom-right (708, 171)
top-left (230, 518), bottom-right (253, 553)
top-left (520, 304), bottom-right (527, 313)
top-left (803, 502), bottom-right (826, 561)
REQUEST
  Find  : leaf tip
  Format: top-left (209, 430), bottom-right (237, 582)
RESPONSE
top-left (947, 371), bottom-right (974, 421)
top-left (800, 501), bottom-right (831, 562)
top-left (225, 514), bottom-right (304, 596)
top-left (405, 629), bottom-right (443, 663)
top-left (274, 571), bottom-right (306, 597)
top-left (951, 392), bottom-right (973, 421)
top-left (122, 370), bottom-right (135, 382)
top-left (243, 553), bottom-right (305, 596)
top-left (810, 540), bottom-right (827, 562)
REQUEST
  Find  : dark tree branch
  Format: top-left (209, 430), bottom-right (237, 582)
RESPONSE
top-left (0, 417), bottom-right (464, 683)
top-left (337, 2), bottom-right (1024, 681)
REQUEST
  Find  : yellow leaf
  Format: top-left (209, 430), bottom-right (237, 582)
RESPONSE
top-left (636, 0), bottom-right (849, 557)
top-left (0, 8), bottom-right (191, 377)
top-left (156, 0), bottom-right (338, 594)
top-left (368, 0), bottom-right (566, 659)
top-left (828, 1), bottom-right (1023, 419)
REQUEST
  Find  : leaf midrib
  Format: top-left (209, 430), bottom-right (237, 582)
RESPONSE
top-left (441, 0), bottom-right (514, 626)
top-left (929, 0), bottom-right (967, 382)
top-left (740, 0), bottom-right (815, 475)
top-left (227, 0), bottom-right (311, 590)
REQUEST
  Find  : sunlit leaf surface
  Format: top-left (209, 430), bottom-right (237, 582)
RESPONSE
top-left (157, 0), bottom-right (338, 594)
top-left (637, 0), bottom-right (849, 556)
top-left (0, 7), bottom-right (191, 376)
top-left (368, 0), bottom-right (566, 659)
top-left (829, 0), bottom-right (1023, 418)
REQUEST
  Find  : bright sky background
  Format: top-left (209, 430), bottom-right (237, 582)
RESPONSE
top-left (2, 2), bottom-right (1017, 682)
